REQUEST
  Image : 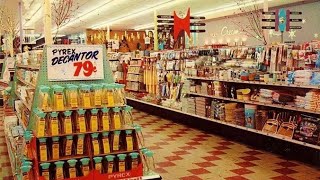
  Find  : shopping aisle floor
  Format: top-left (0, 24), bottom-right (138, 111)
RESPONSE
top-left (132, 109), bottom-right (320, 180)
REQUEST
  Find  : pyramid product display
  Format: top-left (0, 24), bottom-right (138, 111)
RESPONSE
top-left (8, 45), bottom-right (160, 180)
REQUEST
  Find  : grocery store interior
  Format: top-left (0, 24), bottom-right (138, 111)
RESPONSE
top-left (0, 0), bottom-right (320, 179)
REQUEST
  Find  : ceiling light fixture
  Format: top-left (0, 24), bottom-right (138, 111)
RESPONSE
top-left (134, 23), bottom-right (154, 31)
top-left (90, 0), bottom-right (182, 29)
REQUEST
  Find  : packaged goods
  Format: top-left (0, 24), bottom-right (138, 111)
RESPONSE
top-left (65, 84), bottom-right (79, 109)
top-left (52, 85), bottom-right (65, 111)
top-left (67, 159), bottom-right (78, 178)
top-left (54, 161), bottom-right (65, 180)
top-left (39, 86), bottom-right (51, 111)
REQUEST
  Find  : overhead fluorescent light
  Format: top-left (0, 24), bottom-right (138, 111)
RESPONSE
top-left (194, 0), bottom-right (272, 16)
top-left (90, 0), bottom-right (183, 29)
top-left (52, 0), bottom-right (114, 33)
top-left (134, 23), bottom-right (154, 30)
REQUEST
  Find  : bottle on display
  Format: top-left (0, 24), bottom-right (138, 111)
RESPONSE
top-left (79, 84), bottom-right (92, 108)
top-left (35, 110), bottom-right (46, 137)
top-left (64, 135), bottom-right (74, 156)
top-left (65, 84), bottom-right (79, 109)
top-left (80, 158), bottom-right (90, 176)
top-left (101, 83), bottom-right (109, 106)
top-left (76, 109), bottom-right (87, 133)
top-left (90, 108), bottom-right (99, 131)
top-left (134, 125), bottom-right (145, 148)
top-left (140, 148), bottom-right (149, 173)
top-left (67, 159), bottom-right (78, 178)
top-left (102, 132), bottom-right (110, 154)
top-left (114, 83), bottom-right (126, 106)
top-left (39, 85), bottom-right (51, 111)
top-left (101, 107), bottom-right (110, 131)
top-left (52, 85), bottom-right (65, 111)
top-left (112, 107), bottom-right (122, 129)
top-left (105, 84), bottom-right (115, 106)
top-left (125, 130), bottom-right (134, 151)
top-left (112, 130), bottom-right (121, 151)
top-left (52, 136), bottom-right (60, 160)
top-left (123, 106), bottom-right (134, 126)
top-left (91, 84), bottom-right (103, 107)
top-left (63, 110), bottom-right (73, 134)
top-left (91, 133), bottom-right (100, 155)
top-left (39, 137), bottom-right (48, 161)
top-left (24, 131), bottom-right (32, 158)
top-left (105, 155), bottom-right (115, 173)
top-left (144, 150), bottom-right (155, 174)
top-left (49, 112), bottom-right (59, 136)
top-left (21, 165), bottom-right (32, 180)
top-left (54, 161), bottom-right (65, 180)
top-left (129, 152), bottom-right (139, 169)
top-left (117, 154), bottom-right (127, 172)
top-left (76, 134), bottom-right (85, 155)
top-left (93, 157), bottom-right (103, 173)
top-left (40, 163), bottom-right (50, 180)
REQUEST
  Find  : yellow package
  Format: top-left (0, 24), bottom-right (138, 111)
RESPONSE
top-left (49, 112), bottom-right (59, 136)
top-left (52, 85), bottom-right (65, 111)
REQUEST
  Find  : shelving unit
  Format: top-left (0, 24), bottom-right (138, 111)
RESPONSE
top-left (126, 58), bottom-right (146, 92)
top-left (6, 46), bottom-right (161, 180)
top-left (127, 97), bottom-right (320, 150)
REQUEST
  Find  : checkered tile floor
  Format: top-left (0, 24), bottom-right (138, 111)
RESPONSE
top-left (0, 108), bottom-right (319, 180)
top-left (132, 109), bottom-right (320, 180)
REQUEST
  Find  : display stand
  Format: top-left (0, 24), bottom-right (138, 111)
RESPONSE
top-left (10, 45), bottom-right (161, 180)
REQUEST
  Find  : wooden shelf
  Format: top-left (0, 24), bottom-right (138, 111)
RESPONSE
top-left (127, 97), bottom-right (320, 151)
top-left (187, 92), bottom-right (320, 115)
top-left (16, 64), bottom-right (40, 70)
top-left (186, 76), bottom-right (320, 89)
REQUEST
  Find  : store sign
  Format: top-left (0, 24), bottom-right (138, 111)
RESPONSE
top-left (210, 26), bottom-right (244, 38)
top-left (47, 45), bottom-right (104, 81)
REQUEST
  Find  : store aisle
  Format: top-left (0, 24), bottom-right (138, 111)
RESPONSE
top-left (132, 109), bottom-right (320, 180)
top-left (0, 106), bottom-right (14, 180)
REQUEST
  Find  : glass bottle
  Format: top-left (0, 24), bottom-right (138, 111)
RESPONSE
top-left (65, 84), bottom-right (79, 109)
top-left (145, 150), bottom-right (155, 174)
top-left (93, 157), bottom-right (103, 174)
top-left (90, 109), bottom-right (99, 132)
top-left (76, 109), bottom-right (87, 133)
top-left (35, 110), bottom-right (46, 137)
top-left (52, 85), bottom-right (65, 111)
top-left (91, 133), bottom-right (100, 155)
top-left (113, 83), bottom-right (126, 106)
top-left (112, 107), bottom-right (122, 129)
top-left (134, 125), bottom-right (145, 148)
top-left (123, 106), bottom-right (133, 126)
top-left (76, 134), bottom-right (85, 155)
top-left (67, 159), bottom-right (77, 178)
top-left (105, 84), bottom-right (115, 107)
top-left (91, 84), bottom-right (103, 107)
top-left (117, 154), bottom-right (127, 172)
top-left (105, 155), bottom-right (115, 174)
top-left (39, 85), bottom-right (51, 111)
top-left (79, 84), bottom-right (92, 108)
top-left (54, 161), bottom-right (65, 180)
top-left (125, 130), bottom-right (134, 151)
top-left (80, 158), bottom-right (90, 176)
top-left (52, 137), bottom-right (60, 160)
top-left (49, 112), bottom-right (59, 136)
top-left (101, 107), bottom-right (110, 131)
top-left (40, 163), bottom-right (50, 180)
top-left (129, 152), bottom-right (139, 170)
top-left (63, 111), bottom-right (73, 134)
top-left (102, 132), bottom-right (110, 154)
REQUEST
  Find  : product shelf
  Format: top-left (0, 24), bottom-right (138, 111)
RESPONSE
top-left (39, 155), bottom-right (90, 163)
top-left (126, 97), bottom-right (320, 151)
top-left (127, 72), bottom-right (142, 75)
top-left (16, 112), bottom-right (27, 130)
top-left (37, 126), bottom-right (136, 138)
top-left (15, 91), bottom-right (32, 110)
top-left (16, 64), bottom-right (40, 70)
top-left (40, 105), bottom-right (127, 113)
top-left (16, 76), bottom-right (36, 89)
top-left (5, 135), bottom-right (18, 179)
top-left (186, 76), bottom-right (320, 90)
top-left (187, 92), bottom-right (320, 115)
top-left (93, 150), bottom-right (139, 157)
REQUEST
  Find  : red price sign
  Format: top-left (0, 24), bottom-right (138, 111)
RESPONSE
top-left (73, 61), bottom-right (97, 77)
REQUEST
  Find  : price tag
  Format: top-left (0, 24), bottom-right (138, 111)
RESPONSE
top-left (47, 45), bottom-right (104, 81)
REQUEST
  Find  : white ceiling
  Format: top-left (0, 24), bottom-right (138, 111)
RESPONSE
top-left (0, 0), bottom-right (308, 36)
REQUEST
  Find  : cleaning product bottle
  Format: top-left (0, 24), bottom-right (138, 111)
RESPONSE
top-left (77, 109), bottom-right (87, 133)
top-left (67, 159), bottom-right (78, 178)
top-left (54, 161), bottom-right (65, 180)
top-left (65, 135), bottom-right (73, 156)
top-left (80, 158), bottom-right (90, 176)
top-left (90, 108), bottom-right (99, 131)
top-left (134, 125), bottom-right (145, 148)
top-left (52, 136), bottom-right (60, 160)
top-left (105, 155), bottom-right (115, 173)
top-left (101, 107), bottom-right (110, 131)
top-left (129, 152), bottom-right (139, 169)
top-left (91, 84), bottom-right (103, 107)
top-left (102, 132), bottom-right (110, 154)
top-left (21, 165), bottom-right (32, 180)
top-left (112, 107), bottom-right (122, 129)
top-left (36, 110), bottom-right (46, 137)
top-left (52, 85), bottom-right (65, 111)
top-left (39, 137), bottom-right (48, 161)
top-left (76, 134), bottom-right (85, 155)
top-left (50, 112), bottom-right (59, 136)
top-left (112, 130), bottom-right (121, 151)
top-left (125, 130), bottom-right (134, 151)
top-left (93, 157), bottom-right (103, 173)
top-left (63, 110), bottom-right (73, 134)
top-left (117, 154), bottom-right (127, 172)
top-left (40, 163), bottom-right (50, 180)
top-left (91, 133), bottom-right (100, 155)
top-left (123, 106), bottom-right (133, 126)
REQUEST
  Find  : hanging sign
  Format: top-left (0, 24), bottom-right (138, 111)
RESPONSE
top-left (47, 45), bottom-right (104, 81)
